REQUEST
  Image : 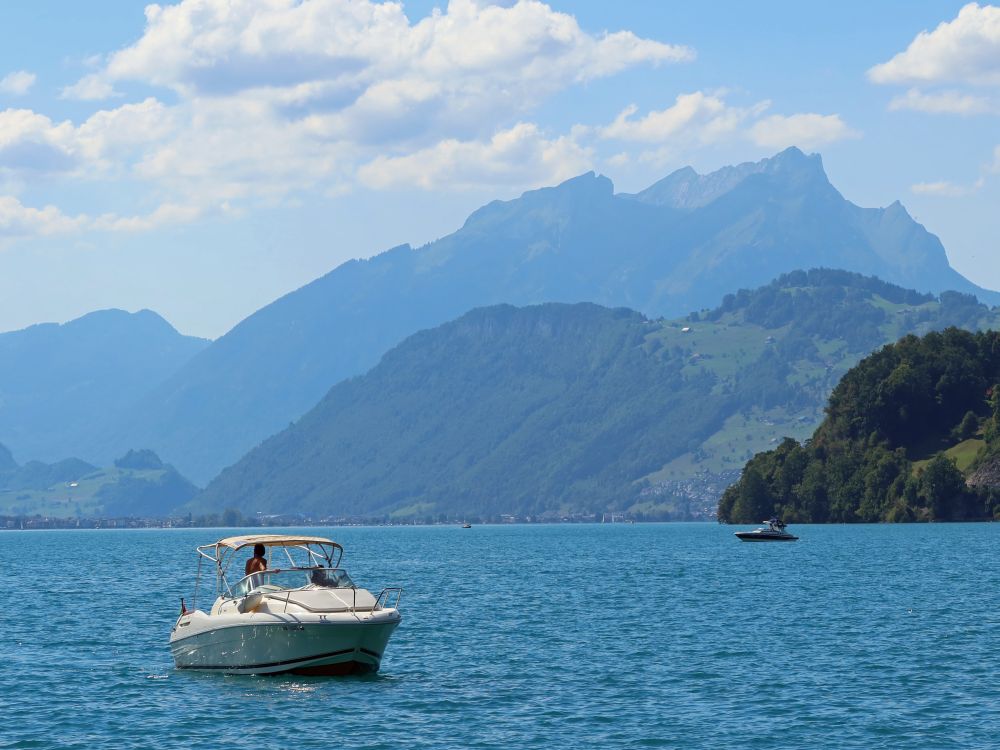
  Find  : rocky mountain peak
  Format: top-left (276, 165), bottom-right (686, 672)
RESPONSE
top-left (628, 146), bottom-right (830, 210)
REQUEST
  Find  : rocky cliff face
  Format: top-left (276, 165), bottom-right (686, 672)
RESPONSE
top-left (966, 457), bottom-right (1000, 488)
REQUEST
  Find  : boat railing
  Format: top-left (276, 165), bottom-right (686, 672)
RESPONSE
top-left (373, 587), bottom-right (403, 611)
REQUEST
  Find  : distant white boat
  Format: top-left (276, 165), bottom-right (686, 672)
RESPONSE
top-left (169, 534), bottom-right (402, 675)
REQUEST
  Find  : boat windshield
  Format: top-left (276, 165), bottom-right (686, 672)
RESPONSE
top-left (229, 567), bottom-right (355, 598)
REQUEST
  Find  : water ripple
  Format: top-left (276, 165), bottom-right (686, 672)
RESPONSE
top-left (1, 523), bottom-right (998, 749)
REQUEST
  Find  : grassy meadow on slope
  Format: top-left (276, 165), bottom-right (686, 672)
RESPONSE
top-left (0, 447), bottom-right (197, 519)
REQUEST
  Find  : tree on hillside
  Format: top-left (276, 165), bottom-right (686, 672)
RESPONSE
top-left (729, 467), bottom-right (773, 523)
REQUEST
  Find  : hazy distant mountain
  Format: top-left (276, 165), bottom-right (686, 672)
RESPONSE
top-left (194, 272), bottom-right (1000, 520)
top-left (0, 309), bottom-right (209, 464)
top-left (102, 148), bottom-right (999, 482)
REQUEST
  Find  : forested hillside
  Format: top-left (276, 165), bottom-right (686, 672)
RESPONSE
top-left (195, 271), bottom-right (1000, 521)
top-left (719, 328), bottom-right (1000, 523)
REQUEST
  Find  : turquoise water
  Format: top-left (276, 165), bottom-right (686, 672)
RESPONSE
top-left (2, 523), bottom-right (998, 749)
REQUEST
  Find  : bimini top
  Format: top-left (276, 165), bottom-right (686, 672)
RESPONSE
top-left (197, 534), bottom-right (345, 573)
top-left (211, 534), bottom-right (341, 551)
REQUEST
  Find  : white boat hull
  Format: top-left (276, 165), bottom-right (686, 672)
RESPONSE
top-left (170, 610), bottom-right (401, 675)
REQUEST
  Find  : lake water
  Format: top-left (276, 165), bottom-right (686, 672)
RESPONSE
top-left (2, 523), bottom-right (998, 749)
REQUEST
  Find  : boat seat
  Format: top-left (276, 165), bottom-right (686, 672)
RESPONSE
top-left (266, 588), bottom-right (378, 613)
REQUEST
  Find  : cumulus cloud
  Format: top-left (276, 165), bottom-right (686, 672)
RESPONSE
top-left (91, 202), bottom-right (205, 232)
top-left (0, 196), bottom-right (86, 238)
top-left (0, 193), bottom-right (209, 242)
top-left (869, 3), bottom-right (1000, 86)
top-left (0, 109), bottom-right (78, 175)
top-left (358, 122), bottom-right (592, 190)
top-left (0, 71), bottom-right (36, 95)
top-left (0, 100), bottom-right (179, 179)
top-left (72, 0), bottom-right (689, 146)
top-left (60, 73), bottom-right (121, 101)
top-left (748, 113), bottom-right (860, 150)
top-left (101, 0), bottom-right (691, 92)
top-left (599, 92), bottom-right (768, 144)
top-left (0, 0), bottom-right (686, 232)
top-left (911, 178), bottom-right (985, 196)
top-left (599, 93), bottom-right (859, 157)
top-left (888, 87), bottom-right (994, 114)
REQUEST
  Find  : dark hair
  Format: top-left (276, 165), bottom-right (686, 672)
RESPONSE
top-left (253, 543), bottom-right (266, 557)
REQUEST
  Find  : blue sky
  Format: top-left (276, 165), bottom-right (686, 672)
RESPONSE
top-left (1, 0), bottom-right (998, 338)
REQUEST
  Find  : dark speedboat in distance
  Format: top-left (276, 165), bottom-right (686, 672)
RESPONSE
top-left (735, 518), bottom-right (798, 542)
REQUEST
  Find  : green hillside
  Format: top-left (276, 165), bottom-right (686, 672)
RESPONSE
top-left (718, 327), bottom-right (1000, 523)
top-left (642, 270), bottom-right (1000, 510)
top-left (196, 271), bottom-right (1000, 521)
top-left (0, 446), bottom-right (198, 518)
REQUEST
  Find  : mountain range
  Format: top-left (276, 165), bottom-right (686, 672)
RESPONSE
top-left (0, 309), bottom-right (208, 465)
top-left (193, 271), bottom-right (1000, 520)
top-left (77, 147), bottom-right (1000, 483)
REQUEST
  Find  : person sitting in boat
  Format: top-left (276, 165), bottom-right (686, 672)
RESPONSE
top-left (245, 543), bottom-right (267, 576)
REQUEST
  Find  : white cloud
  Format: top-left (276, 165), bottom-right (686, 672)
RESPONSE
top-left (5, 0), bottom-right (688, 228)
top-left (0, 109), bottom-right (78, 175)
top-left (75, 0), bottom-right (690, 146)
top-left (748, 113), bottom-right (860, 150)
top-left (888, 87), bottom-right (994, 114)
top-left (0, 196), bottom-right (86, 238)
top-left (60, 73), bottom-right (121, 101)
top-left (911, 178), bottom-right (985, 196)
top-left (91, 202), bottom-right (204, 232)
top-left (358, 122), bottom-right (592, 190)
top-left (0, 71), bottom-right (36, 95)
top-left (0, 193), bottom-right (208, 241)
top-left (601, 94), bottom-right (859, 157)
top-left (869, 3), bottom-right (1000, 86)
top-left (599, 92), bottom-right (767, 144)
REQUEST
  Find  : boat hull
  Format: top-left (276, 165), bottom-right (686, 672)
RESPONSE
top-left (170, 611), bottom-right (401, 675)
top-left (734, 532), bottom-right (798, 542)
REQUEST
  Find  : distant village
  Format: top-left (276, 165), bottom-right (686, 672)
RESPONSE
top-left (2, 506), bottom-right (715, 530)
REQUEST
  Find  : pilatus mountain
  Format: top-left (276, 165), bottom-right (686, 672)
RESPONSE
top-left (79, 148), bottom-right (1000, 481)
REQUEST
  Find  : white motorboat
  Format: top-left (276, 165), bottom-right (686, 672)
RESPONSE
top-left (734, 518), bottom-right (798, 542)
top-left (169, 534), bottom-right (402, 676)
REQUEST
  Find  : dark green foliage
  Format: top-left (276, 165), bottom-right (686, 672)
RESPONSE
top-left (708, 269), bottom-right (934, 352)
top-left (114, 449), bottom-right (164, 470)
top-left (96, 466), bottom-right (198, 517)
top-left (719, 328), bottom-right (998, 523)
top-left (954, 410), bottom-right (979, 441)
top-left (825, 329), bottom-right (993, 450)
